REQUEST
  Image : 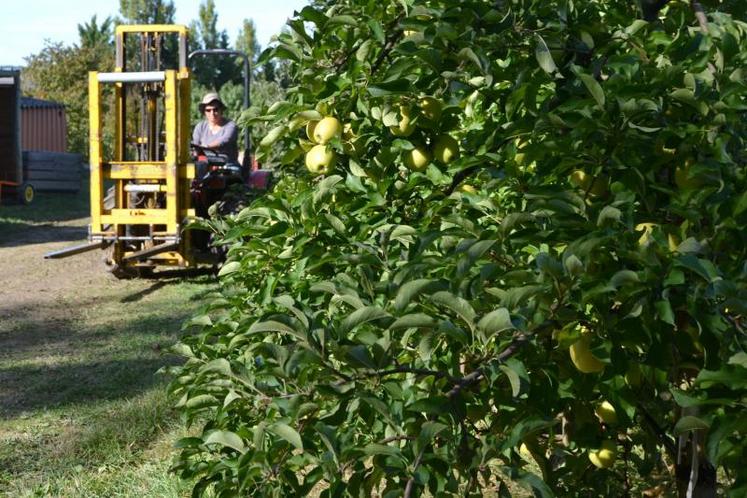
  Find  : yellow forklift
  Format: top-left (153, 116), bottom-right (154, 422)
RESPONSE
top-left (46, 25), bottom-right (269, 277)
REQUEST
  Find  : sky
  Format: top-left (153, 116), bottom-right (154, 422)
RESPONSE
top-left (1, 0), bottom-right (310, 67)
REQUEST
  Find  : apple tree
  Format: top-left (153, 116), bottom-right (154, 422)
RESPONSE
top-left (168, 0), bottom-right (747, 496)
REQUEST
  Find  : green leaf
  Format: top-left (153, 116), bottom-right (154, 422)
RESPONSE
top-left (200, 358), bottom-right (232, 376)
top-left (313, 175), bottom-right (343, 204)
top-left (579, 73), bottom-right (605, 108)
top-left (500, 359), bottom-right (529, 398)
top-left (340, 306), bottom-right (391, 334)
top-left (368, 79), bottom-right (411, 97)
top-left (186, 394), bottom-right (219, 409)
top-left (674, 416), bottom-right (710, 436)
top-left (610, 270), bottom-right (639, 288)
top-left (458, 47), bottom-right (483, 72)
top-left (407, 397), bottom-right (449, 415)
top-left (356, 39), bottom-right (374, 62)
top-left (324, 213), bottom-right (346, 234)
top-left (431, 291), bottom-right (476, 327)
top-left (477, 308), bottom-right (513, 335)
top-left (363, 443), bottom-right (403, 459)
top-left (534, 35), bottom-right (557, 74)
top-left (248, 320), bottom-right (298, 336)
top-left (187, 315), bottom-right (213, 327)
top-left (259, 124), bottom-right (286, 147)
top-left (415, 421), bottom-right (448, 454)
top-left (597, 206), bottom-right (622, 226)
top-left (394, 279), bottom-right (446, 312)
top-left (674, 255), bottom-right (720, 282)
top-left (655, 300), bottom-right (675, 326)
top-left (515, 470), bottom-right (554, 498)
top-left (204, 430), bottom-right (246, 452)
top-left (728, 352), bottom-right (747, 369)
top-left (269, 422), bottom-right (303, 450)
top-left (218, 261), bottom-right (241, 277)
top-left (389, 313), bottom-right (439, 330)
top-left (326, 15), bottom-right (357, 27)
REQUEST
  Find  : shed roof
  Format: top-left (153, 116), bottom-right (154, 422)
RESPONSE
top-left (21, 97), bottom-right (65, 109)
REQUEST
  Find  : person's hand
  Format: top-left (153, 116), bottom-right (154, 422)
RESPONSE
top-left (208, 141), bottom-right (221, 148)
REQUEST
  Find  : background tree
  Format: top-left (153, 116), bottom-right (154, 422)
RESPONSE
top-left (22, 42), bottom-right (114, 156)
top-left (189, 0), bottom-right (240, 90)
top-left (77, 15), bottom-right (114, 49)
top-left (118, 0), bottom-right (175, 24)
top-left (235, 18), bottom-right (261, 67)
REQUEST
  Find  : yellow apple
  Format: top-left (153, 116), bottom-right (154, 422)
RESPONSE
top-left (313, 116), bottom-right (341, 144)
top-left (570, 169), bottom-right (608, 197)
top-left (594, 401), bottom-right (618, 425)
top-left (305, 144), bottom-right (336, 175)
top-left (458, 184), bottom-right (477, 194)
top-left (569, 335), bottom-right (605, 373)
top-left (588, 440), bottom-right (617, 469)
top-left (403, 146), bottom-right (431, 172)
top-left (433, 134), bottom-right (460, 164)
top-left (418, 96), bottom-right (442, 122)
top-left (389, 106), bottom-right (415, 137)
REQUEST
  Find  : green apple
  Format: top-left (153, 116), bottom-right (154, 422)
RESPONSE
top-left (313, 116), bottom-right (341, 145)
top-left (305, 144), bottom-right (336, 175)
top-left (433, 134), bottom-right (460, 164)
top-left (403, 146), bottom-right (431, 172)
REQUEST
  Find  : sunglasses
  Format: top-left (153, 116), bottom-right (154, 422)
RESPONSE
top-left (204, 107), bottom-right (222, 114)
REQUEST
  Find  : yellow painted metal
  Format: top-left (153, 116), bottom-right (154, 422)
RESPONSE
top-left (164, 70), bottom-right (179, 235)
top-left (108, 162), bottom-right (168, 179)
top-left (116, 24), bottom-right (188, 36)
top-left (101, 209), bottom-right (170, 225)
top-left (88, 72), bottom-right (103, 233)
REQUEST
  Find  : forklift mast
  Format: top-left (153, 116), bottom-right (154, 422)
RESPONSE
top-left (85, 25), bottom-right (196, 275)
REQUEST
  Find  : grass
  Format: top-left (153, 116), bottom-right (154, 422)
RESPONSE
top-left (0, 188), bottom-right (218, 497)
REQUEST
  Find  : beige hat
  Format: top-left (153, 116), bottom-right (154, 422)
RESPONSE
top-left (199, 92), bottom-right (224, 112)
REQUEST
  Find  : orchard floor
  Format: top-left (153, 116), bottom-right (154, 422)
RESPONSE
top-left (0, 189), bottom-right (216, 497)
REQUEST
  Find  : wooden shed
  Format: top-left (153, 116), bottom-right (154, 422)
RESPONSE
top-left (19, 97), bottom-right (81, 193)
top-left (20, 97), bottom-right (67, 152)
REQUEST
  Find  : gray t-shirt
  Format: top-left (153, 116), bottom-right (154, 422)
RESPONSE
top-left (192, 119), bottom-right (239, 162)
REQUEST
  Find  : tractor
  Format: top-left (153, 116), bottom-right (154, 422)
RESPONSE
top-left (46, 25), bottom-right (270, 277)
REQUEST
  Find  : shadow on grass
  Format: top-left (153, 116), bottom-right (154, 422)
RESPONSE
top-left (120, 272), bottom-right (216, 303)
top-left (0, 357), bottom-right (181, 420)
top-left (0, 310), bottom-right (197, 419)
top-left (0, 223), bottom-right (87, 247)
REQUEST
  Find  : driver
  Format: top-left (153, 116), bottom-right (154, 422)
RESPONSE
top-left (192, 92), bottom-right (238, 162)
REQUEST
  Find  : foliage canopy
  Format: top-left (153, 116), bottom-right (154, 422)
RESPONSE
top-left (170, 0), bottom-right (747, 496)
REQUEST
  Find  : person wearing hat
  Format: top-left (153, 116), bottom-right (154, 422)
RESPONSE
top-left (193, 92), bottom-right (239, 163)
